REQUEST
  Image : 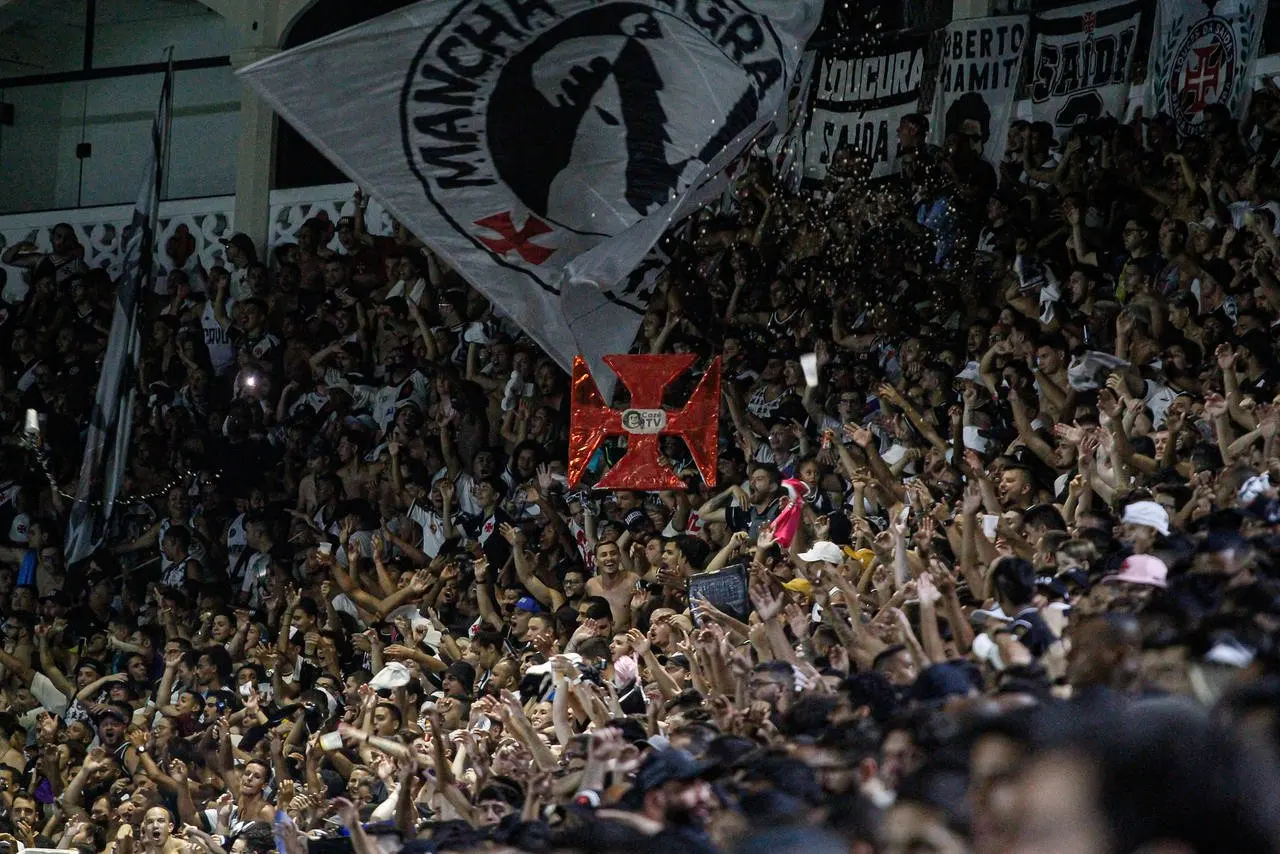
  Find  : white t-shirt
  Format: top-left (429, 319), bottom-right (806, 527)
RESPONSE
top-left (229, 266), bottom-right (250, 301)
top-left (30, 671), bottom-right (69, 716)
top-left (406, 500), bottom-right (458, 558)
top-left (202, 298), bottom-right (237, 375)
top-left (372, 372), bottom-right (430, 431)
top-left (226, 513), bottom-right (248, 580)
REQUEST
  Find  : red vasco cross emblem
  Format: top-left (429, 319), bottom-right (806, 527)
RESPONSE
top-left (1182, 44), bottom-right (1224, 112)
top-left (474, 211), bottom-right (554, 265)
top-left (568, 354), bottom-right (721, 491)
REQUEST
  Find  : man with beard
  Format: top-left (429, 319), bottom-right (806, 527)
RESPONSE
top-left (1065, 613), bottom-right (1143, 702)
top-left (696, 463), bottom-right (784, 540)
top-left (594, 748), bottom-right (717, 853)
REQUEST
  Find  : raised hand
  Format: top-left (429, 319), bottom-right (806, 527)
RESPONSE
top-left (748, 577), bottom-right (783, 621)
top-left (1204, 393), bottom-right (1229, 419)
top-left (1215, 343), bottom-right (1237, 371)
top-left (917, 573), bottom-right (942, 605)
top-left (383, 644), bottom-right (417, 660)
top-left (844, 424), bottom-right (874, 448)
top-left (536, 463), bottom-right (555, 495)
top-left (331, 797), bottom-right (360, 827)
top-left (625, 628), bottom-right (650, 657)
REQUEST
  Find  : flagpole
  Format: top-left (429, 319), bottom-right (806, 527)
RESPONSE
top-left (161, 46), bottom-right (174, 205)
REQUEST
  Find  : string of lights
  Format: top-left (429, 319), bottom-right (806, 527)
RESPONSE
top-left (18, 431), bottom-right (219, 508)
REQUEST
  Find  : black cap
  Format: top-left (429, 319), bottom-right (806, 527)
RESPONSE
top-left (95, 702), bottom-right (133, 725)
top-left (661, 653), bottom-right (691, 670)
top-left (908, 663), bottom-right (977, 706)
top-left (219, 232), bottom-right (257, 260)
top-left (631, 748), bottom-right (711, 794)
top-left (445, 661), bottom-right (475, 696)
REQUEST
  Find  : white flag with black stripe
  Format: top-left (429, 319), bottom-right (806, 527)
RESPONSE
top-left (64, 64), bottom-right (171, 565)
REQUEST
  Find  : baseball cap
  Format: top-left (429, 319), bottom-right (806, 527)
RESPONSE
top-left (908, 662), bottom-right (978, 706)
top-left (662, 653), bottom-right (691, 670)
top-left (218, 232), bottom-right (256, 258)
top-left (1104, 554), bottom-right (1168, 588)
top-left (631, 748), bottom-right (712, 794)
top-left (95, 703), bottom-right (132, 725)
top-left (781, 578), bottom-right (814, 597)
top-left (515, 596), bottom-right (542, 614)
top-left (1122, 500), bottom-right (1170, 536)
top-left (798, 540), bottom-right (843, 564)
top-left (370, 662), bottom-right (413, 690)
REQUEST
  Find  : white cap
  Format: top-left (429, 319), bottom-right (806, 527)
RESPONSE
top-left (1122, 500), bottom-right (1170, 536)
top-left (369, 662), bottom-right (412, 690)
top-left (798, 541), bottom-right (843, 564)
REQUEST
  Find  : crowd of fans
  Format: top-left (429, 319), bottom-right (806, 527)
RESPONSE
top-left (1, 78), bottom-right (1280, 854)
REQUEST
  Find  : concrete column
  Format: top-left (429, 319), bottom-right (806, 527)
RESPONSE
top-left (952, 0), bottom-right (991, 20)
top-left (229, 44), bottom-right (279, 254)
top-left (224, 0), bottom-right (313, 254)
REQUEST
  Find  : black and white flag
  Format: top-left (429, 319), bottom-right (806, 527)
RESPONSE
top-left (239, 0), bottom-right (821, 390)
top-left (1030, 1), bottom-right (1142, 140)
top-left (64, 65), bottom-right (171, 564)
top-left (799, 27), bottom-right (928, 185)
top-left (931, 15), bottom-right (1028, 168)
top-left (1147, 0), bottom-right (1267, 137)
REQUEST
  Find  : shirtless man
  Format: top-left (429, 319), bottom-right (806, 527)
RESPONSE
top-left (585, 541), bottom-right (639, 632)
top-left (117, 806), bottom-right (195, 854)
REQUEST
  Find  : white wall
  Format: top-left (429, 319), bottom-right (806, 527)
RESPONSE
top-left (0, 82), bottom-right (66, 210)
top-left (0, 0), bottom-right (238, 214)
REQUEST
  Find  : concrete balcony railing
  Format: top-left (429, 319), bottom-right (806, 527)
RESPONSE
top-left (0, 182), bottom-right (395, 303)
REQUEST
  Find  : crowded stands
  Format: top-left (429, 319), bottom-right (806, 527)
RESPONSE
top-left (3, 67), bottom-right (1280, 854)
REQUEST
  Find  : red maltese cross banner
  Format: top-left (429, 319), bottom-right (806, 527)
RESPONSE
top-left (568, 354), bottom-right (720, 491)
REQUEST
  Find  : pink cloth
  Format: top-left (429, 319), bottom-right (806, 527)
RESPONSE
top-left (768, 478), bottom-right (810, 549)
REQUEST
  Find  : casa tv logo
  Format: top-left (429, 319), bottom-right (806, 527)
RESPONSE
top-left (401, 0), bottom-right (787, 281)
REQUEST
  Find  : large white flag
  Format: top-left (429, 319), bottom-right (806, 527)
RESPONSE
top-left (1147, 0), bottom-right (1267, 136)
top-left (240, 0), bottom-right (821, 384)
top-left (1030, 1), bottom-right (1143, 140)
top-left (931, 15), bottom-right (1028, 169)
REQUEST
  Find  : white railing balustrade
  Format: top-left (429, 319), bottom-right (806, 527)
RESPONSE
top-left (0, 183), bottom-right (392, 303)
